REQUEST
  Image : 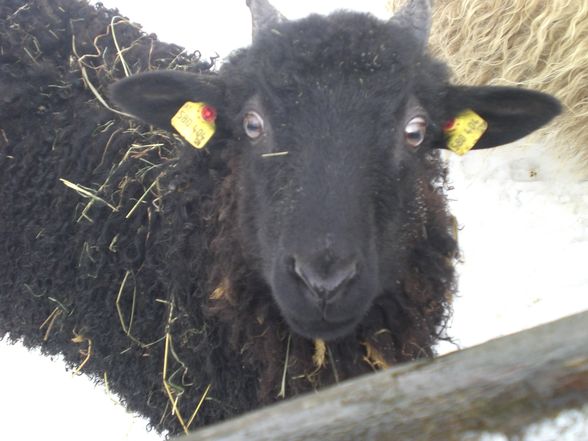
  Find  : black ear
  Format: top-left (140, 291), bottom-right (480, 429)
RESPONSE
top-left (109, 70), bottom-right (224, 131)
top-left (443, 86), bottom-right (561, 149)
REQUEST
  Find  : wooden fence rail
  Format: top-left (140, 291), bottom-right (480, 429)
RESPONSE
top-left (178, 310), bottom-right (588, 441)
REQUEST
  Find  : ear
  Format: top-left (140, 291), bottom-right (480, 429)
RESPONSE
top-left (443, 86), bottom-right (561, 150)
top-left (109, 70), bottom-right (224, 131)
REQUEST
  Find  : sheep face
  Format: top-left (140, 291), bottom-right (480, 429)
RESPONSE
top-left (232, 14), bottom-right (443, 340)
top-left (110, 4), bottom-right (560, 341)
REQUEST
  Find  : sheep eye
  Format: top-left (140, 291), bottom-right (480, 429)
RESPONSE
top-left (404, 116), bottom-right (427, 148)
top-left (243, 111), bottom-right (264, 140)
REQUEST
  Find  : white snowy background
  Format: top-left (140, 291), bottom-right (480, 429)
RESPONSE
top-left (1, 1), bottom-right (587, 440)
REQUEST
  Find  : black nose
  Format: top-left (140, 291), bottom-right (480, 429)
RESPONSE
top-left (292, 254), bottom-right (358, 305)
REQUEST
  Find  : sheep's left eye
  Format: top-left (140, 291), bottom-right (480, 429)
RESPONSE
top-left (405, 116), bottom-right (427, 148)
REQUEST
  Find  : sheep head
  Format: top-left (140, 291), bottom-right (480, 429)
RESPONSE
top-left (110, 1), bottom-right (560, 341)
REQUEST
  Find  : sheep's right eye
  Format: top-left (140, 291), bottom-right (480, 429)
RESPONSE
top-left (243, 111), bottom-right (264, 140)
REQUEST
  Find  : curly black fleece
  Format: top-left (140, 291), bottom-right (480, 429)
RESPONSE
top-left (0, 0), bottom-right (457, 435)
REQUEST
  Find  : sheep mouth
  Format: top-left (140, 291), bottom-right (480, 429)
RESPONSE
top-left (269, 250), bottom-right (378, 340)
top-left (285, 313), bottom-right (361, 341)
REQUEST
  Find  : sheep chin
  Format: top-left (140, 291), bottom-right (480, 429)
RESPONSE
top-left (282, 312), bottom-right (363, 342)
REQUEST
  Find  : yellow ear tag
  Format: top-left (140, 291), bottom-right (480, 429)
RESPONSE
top-left (444, 109), bottom-right (488, 155)
top-left (171, 101), bottom-right (217, 149)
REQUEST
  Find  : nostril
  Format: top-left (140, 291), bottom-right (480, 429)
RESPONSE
top-left (292, 255), bottom-right (358, 302)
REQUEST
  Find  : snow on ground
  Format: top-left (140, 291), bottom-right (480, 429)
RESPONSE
top-left (438, 146), bottom-right (588, 353)
top-left (0, 341), bottom-right (161, 441)
top-left (1, 1), bottom-right (587, 440)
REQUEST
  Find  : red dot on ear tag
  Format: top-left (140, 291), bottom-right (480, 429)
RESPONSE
top-left (201, 105), bottom-right (217, 122)
top-left (443, 118), bottom-right (456, 131)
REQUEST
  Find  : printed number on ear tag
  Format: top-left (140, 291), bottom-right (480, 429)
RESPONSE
top-left (444, 109), bottom-right (488, 155)
top-left (171, 102), bottom-right (217, 149)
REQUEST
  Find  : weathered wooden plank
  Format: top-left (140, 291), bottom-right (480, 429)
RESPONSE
top-left (178, 310), bottom-right (588, 441)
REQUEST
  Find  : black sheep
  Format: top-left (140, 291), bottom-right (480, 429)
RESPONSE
top-left (0, 0), bottom-right (560, 435)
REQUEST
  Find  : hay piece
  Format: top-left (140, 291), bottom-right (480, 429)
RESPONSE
top-left (277, 334), bottom-right (292, 399)
top-left (125, 177), bottom-right (159, 219)
top-left (186, 384), bottom-right (212, 429)
top-left (39, 307), bottom-right (62, 341)
top-left (362, 340), bottom-right (391, 370)
top-left (71, 331), bottom-right (93, 375)
top-left (312, 339), bottom-right (327, 369)
top-left (60, 178), bottom-right (118, 212)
